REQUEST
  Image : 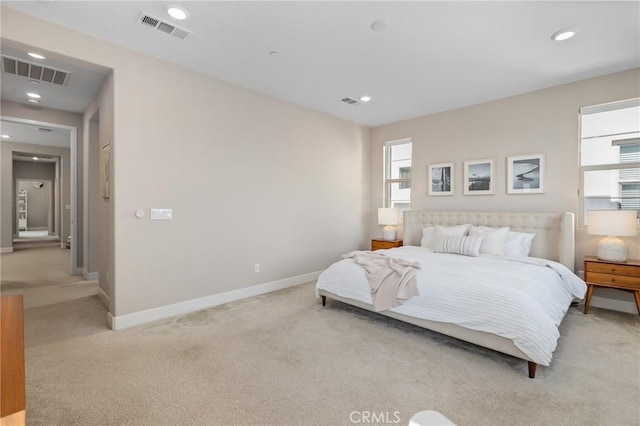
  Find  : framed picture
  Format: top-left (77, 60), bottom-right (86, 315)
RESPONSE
top-left (428, 162), bottom-right (454, 196)
top-left (464, 158), bottom-right (494, 195)
top-left (101, 143), bottom-right (111, 199)
top-left (507, 153), bottom-right (544, 194)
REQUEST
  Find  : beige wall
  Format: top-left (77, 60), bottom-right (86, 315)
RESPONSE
top-left (1, 7), bottom-right (371, 319)
top-left (83, 76), bottom-right (113, 309)
top-left (370, 68), bottom-right (640, 310)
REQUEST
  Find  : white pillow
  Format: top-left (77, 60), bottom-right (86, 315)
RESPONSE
top-left (468, 225), bottom-right (510, 256)
top-left (434, 235), bottom-right (484, 257)
top-left (421, 224), bottom-right (470, 249)
top-left (420, 225), bottom-right (434, 247)
top-left (503, 231), bottom-right (536, 257)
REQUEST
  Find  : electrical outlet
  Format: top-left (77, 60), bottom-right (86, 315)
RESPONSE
top-left (254, 264), bottom-right (260, 274)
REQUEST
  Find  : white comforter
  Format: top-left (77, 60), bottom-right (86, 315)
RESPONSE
top-left (316, 246), bottom-right (587, 366)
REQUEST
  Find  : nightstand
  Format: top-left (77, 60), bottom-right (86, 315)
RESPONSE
top-left (371, 239), bottom-right (403, 251)
top-left (583, 256), bottom-right (640, 315)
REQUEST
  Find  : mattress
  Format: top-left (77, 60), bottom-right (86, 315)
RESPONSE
top-left (316, 246), bottom-right (587, 366)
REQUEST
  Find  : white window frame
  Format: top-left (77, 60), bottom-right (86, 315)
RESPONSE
top-left (579, 98), bottom-right (640, 227)
top-left (383, 138), bottom-right (412, 209)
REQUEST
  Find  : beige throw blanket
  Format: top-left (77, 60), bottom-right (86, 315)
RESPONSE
top-left (342, 251), bottom-right (420, 312)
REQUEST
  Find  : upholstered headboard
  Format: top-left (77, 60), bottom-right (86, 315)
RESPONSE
top-left (402, 211), bottom-right (575, 270)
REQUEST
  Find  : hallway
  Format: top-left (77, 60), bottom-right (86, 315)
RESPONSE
top-left (0, 246), bottom-right (108, 348)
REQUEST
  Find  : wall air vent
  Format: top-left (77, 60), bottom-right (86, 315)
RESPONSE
top-left (1, 56), bottom-right (70, 86)
top-left (138, 12), bottom-right (193, 40)
top-left (341, 97), bottom-right (359, 105)
top-left (38, 127), bottom-right (52, 133)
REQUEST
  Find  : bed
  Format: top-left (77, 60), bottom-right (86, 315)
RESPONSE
top-left (316, 211), bottom-right (587, 378)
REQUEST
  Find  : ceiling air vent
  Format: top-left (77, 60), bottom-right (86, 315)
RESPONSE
top-left (1, 56), bottom-right (70, 86)
top-left (138, 12), bottom-right (193, 40)
top-left (341, 97), bottom-right (359, 105)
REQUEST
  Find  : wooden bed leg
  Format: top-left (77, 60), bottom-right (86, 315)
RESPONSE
top-left (321, 295), bottom-right (326, 306)
top-left (528, 361), bottom-right (537, 379)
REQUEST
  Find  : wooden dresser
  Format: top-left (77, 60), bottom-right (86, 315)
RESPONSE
top-left (1, 295), bottom-right (26, 426)
top-left (583, 256), bottom-right (640, 315)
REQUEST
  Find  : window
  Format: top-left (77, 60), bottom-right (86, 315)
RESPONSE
top-left (384, 139), bottom-right (412, 212)
top-left (399, 167), bottom-right (411, 189)
top-left (580, 99), bottom-right (640, 225)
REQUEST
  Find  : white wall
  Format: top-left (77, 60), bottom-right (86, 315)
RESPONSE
top-left (370, 68), bottom-right (640, 312)
top-left (1, 7), bottom-right (371, 322)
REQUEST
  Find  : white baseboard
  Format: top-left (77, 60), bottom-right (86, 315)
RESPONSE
top-left (97, 286), bottom-right (109, 309)
top-left (82, 268), bottom-right (99, 281)
top-left (108, 270), bottom-right (322, 331)
top-left (107, 312), bottom-right (114, 330)
top-left (0, 247), bottom-right (14, 254)
top-left (589, 295), bottom-right (637, 314)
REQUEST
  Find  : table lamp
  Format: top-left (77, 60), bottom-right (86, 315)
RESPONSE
top-left (587, 210), bottom-right (638, 262)
top-left (378, 208), bottom-right (400, 241)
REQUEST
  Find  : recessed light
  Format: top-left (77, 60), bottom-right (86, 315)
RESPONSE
top-left (1, 134), bottom-right (11, 139)
top-left (26, 92), bottom-right (41, 99)
top-left (27, 99), bottom-right (40, 104)
top-left (32, 157), bottom-right (39, 161)
top-left (360, 95), bottom-right (372, 102)
top-left (167, 5), bottom-right (189, 20)
top-left (371, 19), bottom-right (389, 32)
top-left (27, 52), bottom-right (45, 60)
top-left (551, 29), bottom-right (577, 41)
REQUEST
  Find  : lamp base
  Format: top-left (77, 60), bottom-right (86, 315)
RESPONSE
top-left (382, 225), bottom-right (397, 241)
top-left (596, 236), bottom-right (628, 262)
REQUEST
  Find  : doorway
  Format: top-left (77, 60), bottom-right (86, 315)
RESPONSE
top-left (15, 179), bottom-right (54, 239)
top-left (1, 116), bottom-right (78, 274)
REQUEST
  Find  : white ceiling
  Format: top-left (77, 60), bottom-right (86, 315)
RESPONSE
top-left (1, 120), bottom-right (71, 148)
top-left (2, 1), bottom-right (639, 127)
top-left (0, 44), bottom-right (108, 113)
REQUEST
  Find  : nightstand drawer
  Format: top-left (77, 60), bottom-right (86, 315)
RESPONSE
top-left (586, 272), bottom-right (640, 290)
top-left (371, 239), bottom-right (403, 251)
top-left (585, 262), bottom-right (640, 278)
top-left (372, 241), bottom-right (396, 250)
top-left (583, 256), bottom-right (640, 315)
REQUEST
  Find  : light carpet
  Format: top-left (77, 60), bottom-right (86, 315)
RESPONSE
top-left (22, 283), bottom-right (640, 426)
top-left (1, 246), bottom-right (84, 291)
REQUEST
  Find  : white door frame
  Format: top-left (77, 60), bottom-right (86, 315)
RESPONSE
top-left (1, 115), bottom-right (79, 275)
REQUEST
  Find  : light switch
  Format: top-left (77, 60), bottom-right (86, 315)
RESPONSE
top-left (150, 208), bottom-right (172, 220)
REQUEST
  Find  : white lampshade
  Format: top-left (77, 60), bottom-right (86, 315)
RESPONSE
top-left (587, 210), bottom-right (638, 237)
top-left (378, 208), bottom-right (399, 225)
top-left (378, 208), bottom-right (399, 241)
top-left (587, 210), bottom-right (638, 262)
